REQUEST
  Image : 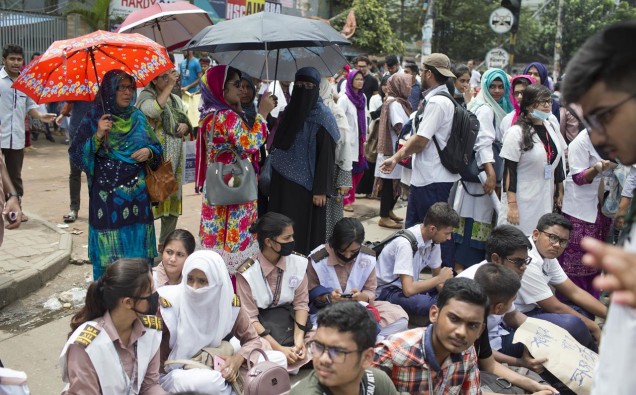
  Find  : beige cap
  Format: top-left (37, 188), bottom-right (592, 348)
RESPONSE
top-left (423, 53), bottom-right (456, 78)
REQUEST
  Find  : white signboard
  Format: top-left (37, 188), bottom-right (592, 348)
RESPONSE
top-left (485, 48), bottom-right (509, 69)
top-left (513, 318), bottom-right (598, 395)
top-left (110, 0), bottom-right (189, 19)
top-left (489, 7), bottom-right (514, 34)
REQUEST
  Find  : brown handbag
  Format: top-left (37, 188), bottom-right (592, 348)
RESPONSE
top-left (145, 157), bottom-right (178, 202)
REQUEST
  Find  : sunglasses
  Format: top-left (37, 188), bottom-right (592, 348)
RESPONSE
top-left (505, 256), bottom-right (533, 267)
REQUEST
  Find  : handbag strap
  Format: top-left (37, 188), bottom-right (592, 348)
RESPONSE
top-left (247, 348), bottom-right (269, 370)
top-left (164, 359), bottom-right (211, 370)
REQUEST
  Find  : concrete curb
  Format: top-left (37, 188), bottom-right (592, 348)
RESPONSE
top-left (0, 213), bottom-right (72, 309)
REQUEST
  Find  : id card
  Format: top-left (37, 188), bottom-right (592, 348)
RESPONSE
top-left (213, 355), bottom-right (225, 371)
top-left (544, 164), bottom-right (552, 180)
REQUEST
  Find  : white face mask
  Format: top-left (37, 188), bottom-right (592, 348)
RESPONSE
top-left (530, 109), bottom-right (551, 121)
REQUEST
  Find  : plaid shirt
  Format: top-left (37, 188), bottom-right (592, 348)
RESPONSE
top-left (372, 326), bottom-right (482, 394)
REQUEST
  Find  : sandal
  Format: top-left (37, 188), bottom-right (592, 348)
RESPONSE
top-left (63, 210), bottom-right (77, 223)
top-left (20, 213), bottom-right (28, 222)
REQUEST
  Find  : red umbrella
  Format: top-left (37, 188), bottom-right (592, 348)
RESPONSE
top-left (116, 2), bottom-right (213, 52)
top-left (12, 30), bottom-right (174, 104)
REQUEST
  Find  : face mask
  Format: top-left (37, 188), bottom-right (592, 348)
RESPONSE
top-left (133, 291), bottom-right (159, 315)
top-left (335, 249), bottom-right (360, 264)
top-left (530, 109), bottom-right (551, 121)
top-left (274, 240), bottom-right (295, 256)
top-left (454, 87), bottom-right (462, 97)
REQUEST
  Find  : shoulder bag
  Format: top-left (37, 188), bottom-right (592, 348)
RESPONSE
top-left (206, 148), bottom-right (258, 206)
top-left (146, 157), bottom-right (178, 202)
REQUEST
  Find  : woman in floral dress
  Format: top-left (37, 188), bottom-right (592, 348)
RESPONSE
top-left (194, 65), bottom-right (276, 276)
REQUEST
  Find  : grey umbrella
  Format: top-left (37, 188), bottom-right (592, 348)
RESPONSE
top-left (184, 11), bottom-right (350, 82)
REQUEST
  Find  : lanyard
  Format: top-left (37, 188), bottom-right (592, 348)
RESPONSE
top-left (543, 129), bottom-right (552, 163)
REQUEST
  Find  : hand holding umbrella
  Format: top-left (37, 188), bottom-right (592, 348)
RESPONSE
top-left (96, 114), bottom-right (113, 140)
top-left (258, 93), bottom-right (278, 117)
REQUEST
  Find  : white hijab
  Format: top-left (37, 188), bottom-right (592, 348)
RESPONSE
top-left (319, 78), bottom-right (353, 172)
top-left (163, 250), bottom-right (234, 361)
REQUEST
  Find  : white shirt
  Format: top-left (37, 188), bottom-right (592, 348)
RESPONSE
top-left (410, 85), bottom-right (460, 187)
top-left (338, 94), bottom-right (368, 163)
top-left (457, 260), bottom-right (516, 350)
top-left (514, 238), bottom-right (568, 313)
top-left (622, 165), bottom-right (636, 198)
top-left (375, 101), bottom-right (409, 180)
top-left (0, 67), bottom-right (38, 150)
top-left (562, 130), bottom-right (604, 223)
top-left (375, 224), bottom-right (442, 293)
top-left (470, 69), bottom-right (481, 88)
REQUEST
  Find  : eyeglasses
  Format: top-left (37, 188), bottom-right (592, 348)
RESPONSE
top-left (308, 340), bottom-right (359, 364)
top-left (574, 93), bottom-right (636, 136)
top-left (226, 79), bottom-right (241, 89)
top-left (159, 74), bottom-right (169, 81)
top-left (539, 230), bottom-right (569, 247)
top-left (295, 81), bottom-right (316, 90)
top-left (117, 84), bottom-right (135, 92)
top-left (534, 99), bottom-right (553, 107)
top-left (514, 91), bottom-right (524, 97)
top-left (505, 256), bottom-right (532, 267)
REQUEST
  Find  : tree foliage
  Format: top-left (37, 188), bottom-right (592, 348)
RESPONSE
top-left (64, 0), bottom-right (111, 31)
top-left (330, 0), bottom-right (405, 55)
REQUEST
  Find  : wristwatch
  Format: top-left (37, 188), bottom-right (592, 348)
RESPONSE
top-left (6, 192), bottom-right (20, 204)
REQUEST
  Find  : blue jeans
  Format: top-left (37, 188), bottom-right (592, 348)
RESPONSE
top-left (499, 308), bottom-right (598, 356)
top-left (378, 285), bottom-right (438, 317)
top-left (406, 182), bottom-right (455, 268)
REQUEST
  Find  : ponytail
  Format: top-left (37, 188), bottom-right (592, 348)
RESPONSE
top-left (68, 259), bottom-right (152, 337)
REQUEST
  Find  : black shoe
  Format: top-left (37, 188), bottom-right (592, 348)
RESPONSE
top-left (45, 132), bottom-right (55, 143)
top-left (31, 132), bottom-right (38, 141)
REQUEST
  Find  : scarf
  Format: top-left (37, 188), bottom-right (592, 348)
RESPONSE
top-left (345, 70), bottom-right (368, 172)
top-left (199, 65), bottom-right (234, 131)
top-left (159, 250), bottom-right (234, 361)
top-left (378, 73), bottom-right (412, 156)
top-left (137, 83), bottom-right (191, 138)
top-left (523, 62), bottom-right (550, 88)
top-left (319, 78), bottom-right (352, 171)
top-left (510, 74), bottom-right (536, 125)
top-left (69, 70), bottom-right (160, 178)
top-left (468, 68), bottom-right (514, 128)
top-left (272, 67), bottom-right (321, 150)
top-left (240, 74), bottom-right (257, 128)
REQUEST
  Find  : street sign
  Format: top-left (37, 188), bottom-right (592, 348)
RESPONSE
top-left (489, 7), bottom-right (514, 34)
top-left (485, 48), bottom-right (510, 69)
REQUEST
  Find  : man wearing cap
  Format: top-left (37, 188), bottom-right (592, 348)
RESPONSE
top-left (562, 21), bottom-right (636, 394)
top-left (380, 53), bottom-right (459, 269)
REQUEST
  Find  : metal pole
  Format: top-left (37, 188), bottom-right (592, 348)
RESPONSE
top-left (553, 0), bottom-right (565, 82)
top-left (508, 33), bottom-right (516, 74)
top-left (421, 0), bottom-right (435, 59)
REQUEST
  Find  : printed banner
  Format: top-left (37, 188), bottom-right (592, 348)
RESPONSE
top-left (109, 0), bottom-right (189, 19)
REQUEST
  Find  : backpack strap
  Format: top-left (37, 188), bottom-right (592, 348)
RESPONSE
top-left (430, 91), bottom-right (457, 158)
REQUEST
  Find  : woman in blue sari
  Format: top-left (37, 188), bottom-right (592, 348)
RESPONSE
top-left (70, 70), bottom-right (163, 279)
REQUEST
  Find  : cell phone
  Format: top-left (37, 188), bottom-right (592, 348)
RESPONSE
top-left (341, 293), bottom-right (353, 298)
top-left (213, 355), bottom-right (225, 371)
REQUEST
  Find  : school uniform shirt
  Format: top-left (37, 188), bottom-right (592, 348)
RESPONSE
top-left (410, 85), bottom-right (460, 187)
top-left (236, 252), bottom-right (310, 322)
top-left (290, 367), bottom-right (399, 395)
top-left (62, 311), bottom-right (166, 395)
top-left (375, 224), bottom-right (442, 293)
top-left (0, 66), bottom-right (39, 150)
top-left (514, 238), bottom-right (568, 313)
top-left (373, 326), bottom-right (482, 394)
top-left (457, 261), bottom-right (516, 350)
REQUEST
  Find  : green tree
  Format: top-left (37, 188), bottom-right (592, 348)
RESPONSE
top-left (384, 0), bottom-right (423, 45)
top-left (331, 0), bottom-right (406, 54)
top-left (64, 0), bottom-right (112, 31)
top-left (432, 0), bottom-right (501, 61)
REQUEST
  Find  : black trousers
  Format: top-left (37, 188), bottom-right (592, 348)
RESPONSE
top-left (379, 178), bottom-right (398, 217)
top-left (2, 148), bottom-right (24, 196)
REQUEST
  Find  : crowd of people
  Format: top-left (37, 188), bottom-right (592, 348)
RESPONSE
top-left (1, 19), bottom-right (636, 395)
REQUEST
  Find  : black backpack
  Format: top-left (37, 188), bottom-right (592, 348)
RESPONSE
top-left (431, 91), bottom-right (480, 174)
top-left (367, 229), bottom-right (418, 257)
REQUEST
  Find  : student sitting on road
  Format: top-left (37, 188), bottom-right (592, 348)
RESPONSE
top-left (375, 202), bottom-right (458, 319)
top-left (515, 213), bottom-right (607, 351)
top-left (307, 217), bottom-right (408, 339)
top-left (373, 277), bottom-right (486, 393)
top-left (291, 302), bottom-right (399, 395)
top-left (60, 259), bottom-right (165, 395)
top-left (236, 212), bottom-right (312, 372)
top-left (153, 229), bottom-right (196, 288)
top-left (472, 264), bottom-right (558, 394)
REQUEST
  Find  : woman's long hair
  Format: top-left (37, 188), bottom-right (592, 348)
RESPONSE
top-left (69, 259), bottom-right (152, 336)
top-left (514, 84), bottom-right (552, 152)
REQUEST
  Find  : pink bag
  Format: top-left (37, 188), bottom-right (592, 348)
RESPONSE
top-left (243, 349), bottom-right (290, 395)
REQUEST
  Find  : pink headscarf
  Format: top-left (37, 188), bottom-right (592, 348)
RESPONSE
top-left (510, 74), bottom-right (536, 125)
